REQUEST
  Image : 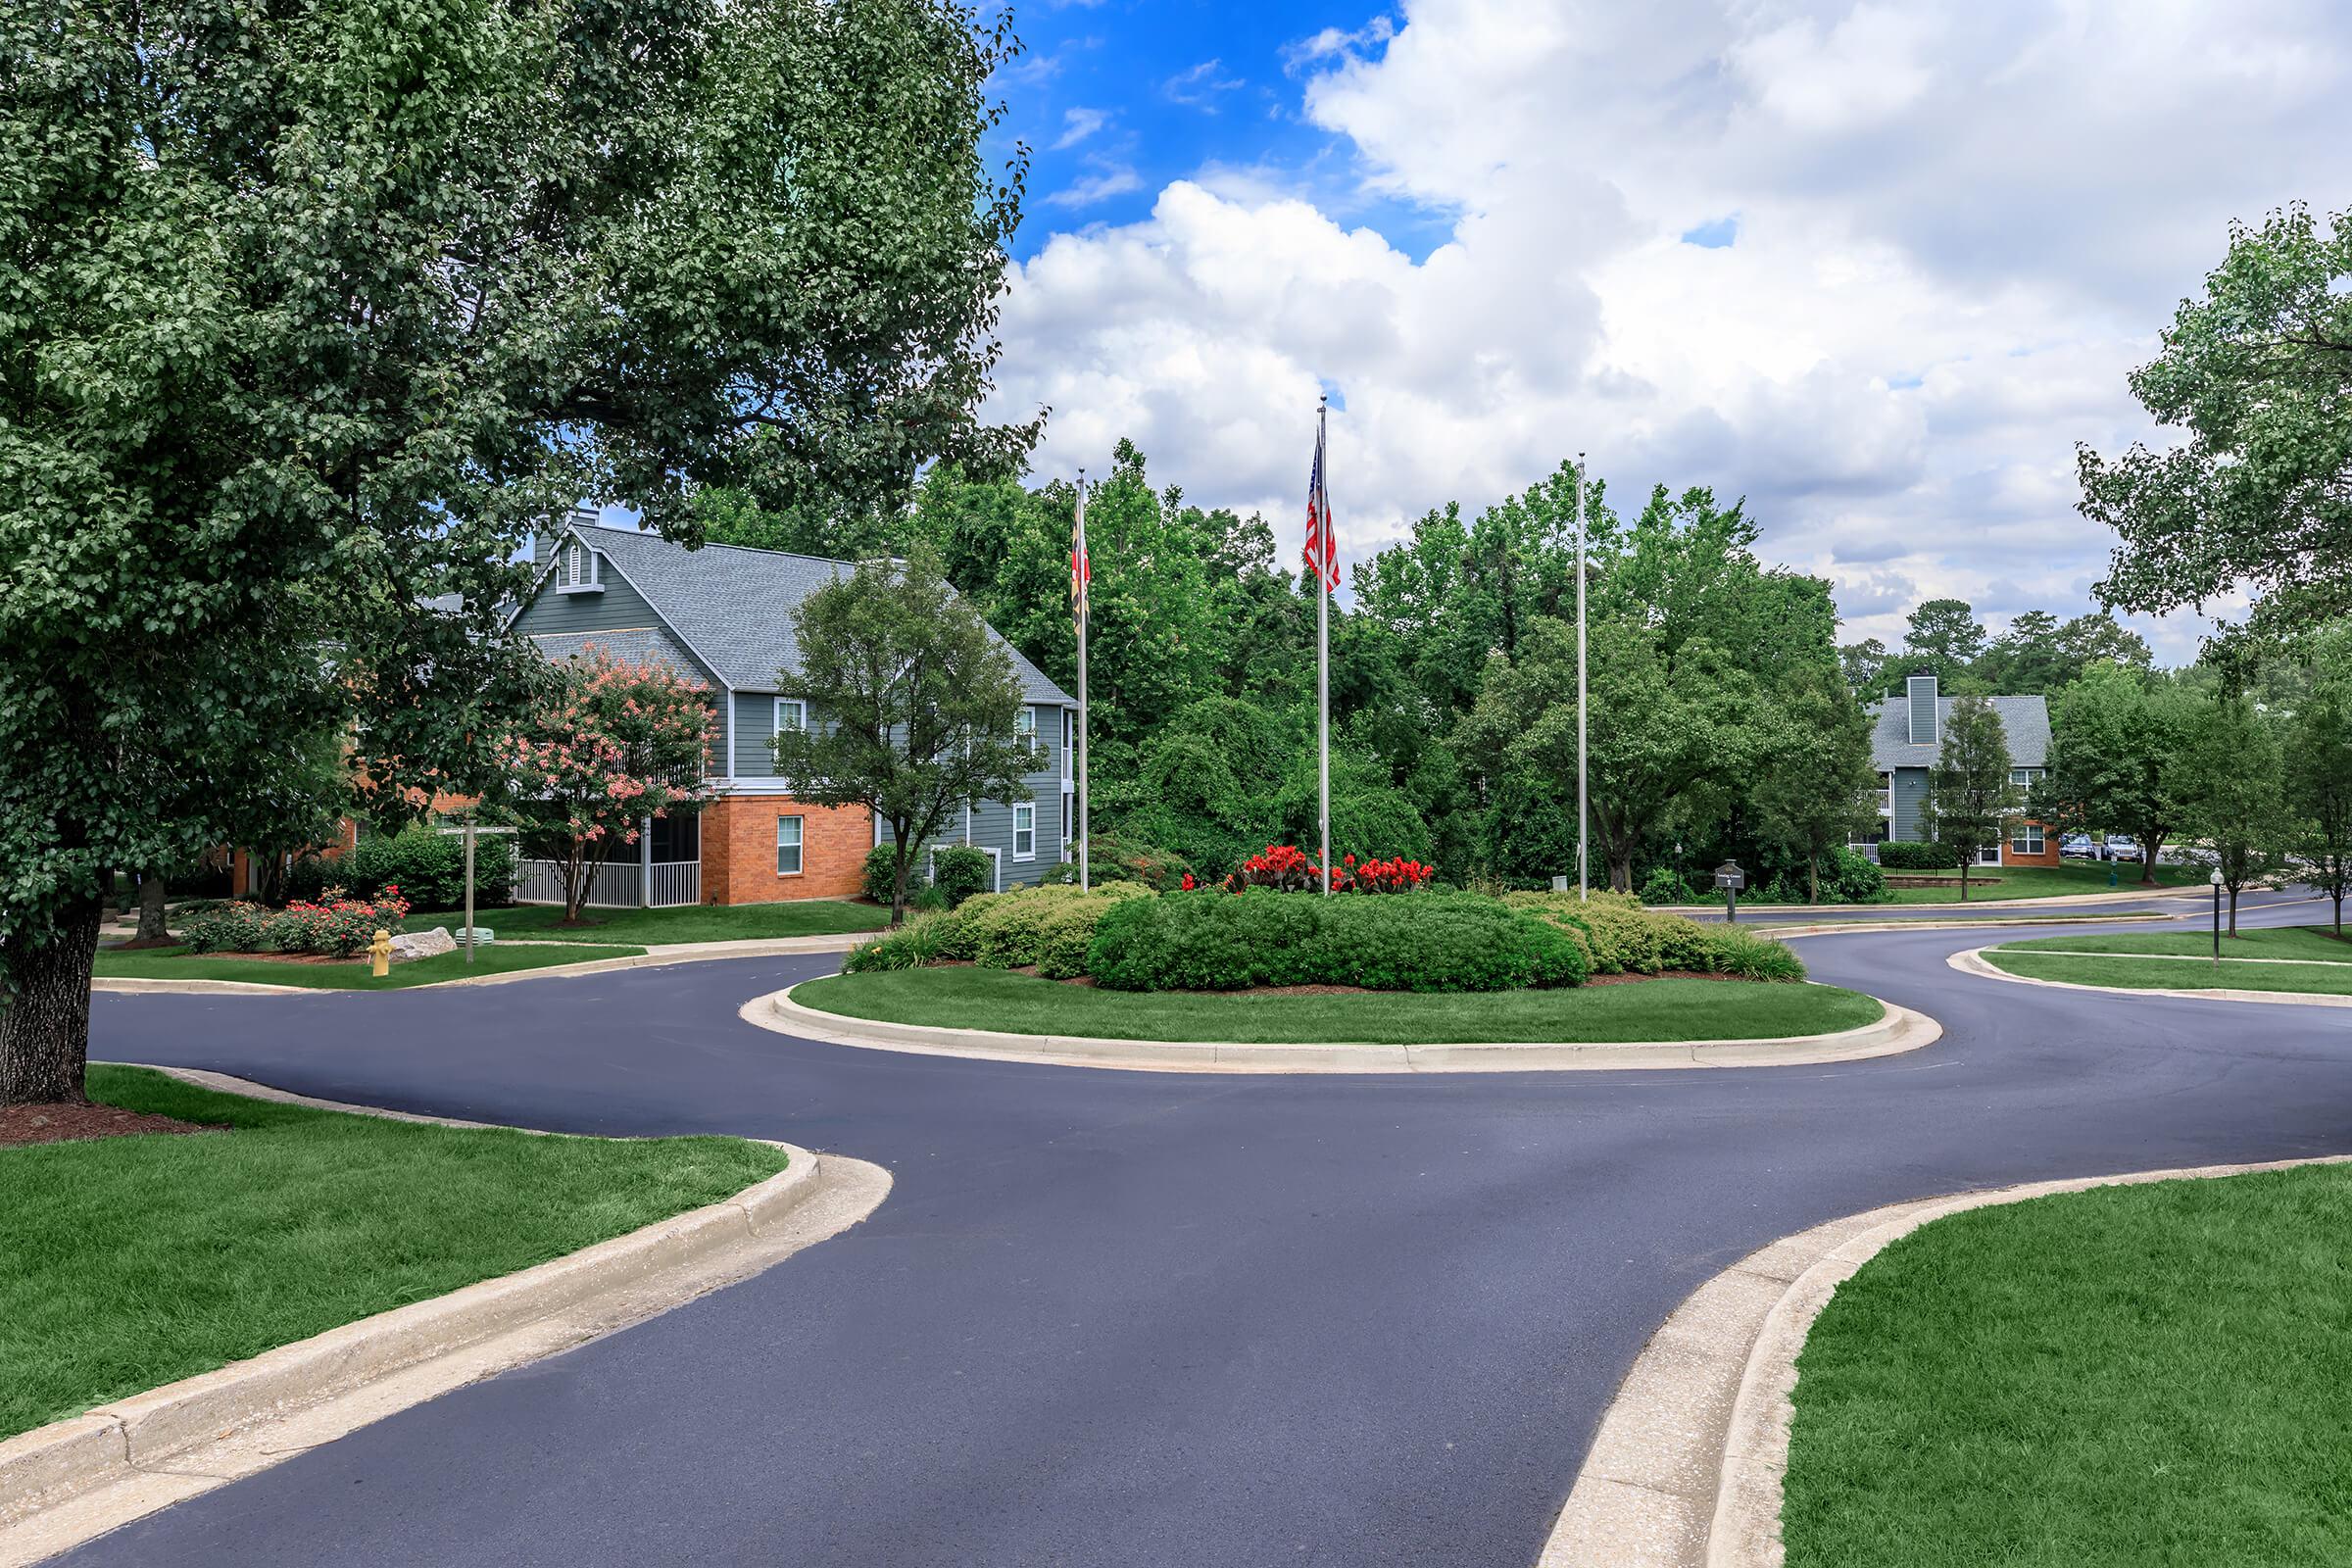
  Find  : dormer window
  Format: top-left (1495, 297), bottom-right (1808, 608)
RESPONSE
top-left (556, 540), bottom-right (603, 594)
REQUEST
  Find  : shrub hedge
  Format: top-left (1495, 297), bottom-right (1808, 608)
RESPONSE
top-left (286, 827), bottom-right (514, 911)
top-left (1503, 890), bottom-right (1807, 981)
top-left (930, 846), bottom-right (995, 907)
top-left (844, 882), bottom-right (1154, 978)
top-left (1876, 841), bottom-right (1961, 870)
top-left (181, 891), bottom-right (414, 958)
top-left (1085, 890), bottom-right (1590, 993)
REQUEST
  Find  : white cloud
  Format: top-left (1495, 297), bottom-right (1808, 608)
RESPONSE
top-left (1053, 106), bottom-right (1109, 149)
top-left (1043, 160), bottom-right (1144, 209)
top-left (1164, 59), bottom-right (1246, 108)
top-left (989, 0), bottom-right (2352, 662)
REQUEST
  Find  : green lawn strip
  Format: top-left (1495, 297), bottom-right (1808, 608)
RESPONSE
top-left (1983, 950), bottom-right (2352, 997)
top-left (1700, 862), bottom-right (2205, 909)
top-left (1997, 925), bottom-right (2352, 963)
top-left (92, 943), bottom-right (644, 990)
top-left (1783, 1164), bottom-right (2352, 1568)
top-left (399, 900), bottom-right (888, 944)
top-left (2, 1066), bottom-right (786, 1442)
top-left (792, 967), bottom-right (1883, 1045)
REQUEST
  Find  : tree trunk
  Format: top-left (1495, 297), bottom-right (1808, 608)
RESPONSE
top-left (1608, 845), bottom-right (1635, 894)
top-left (1807, 854), bottom-right (1820, 906)
top-left (2228, 884), bottom-right (2240, 938)
top-left (1959, 856), bottom-right (1971, 902)
top-left (2139, 830), bottom-right (2164, 886)
top-left (135, 871), bottom-right (170, 945)
top-left (889, 830), bottom-right (912, 924)
top-left (0, 894), bottom-right (105, 1106)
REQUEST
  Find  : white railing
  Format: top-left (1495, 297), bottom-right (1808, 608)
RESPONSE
top-left (514, 858), bottom-right (700, 908)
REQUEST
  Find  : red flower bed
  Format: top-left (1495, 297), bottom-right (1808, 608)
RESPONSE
top-left (1219, 846), bottom-right (1433, 894)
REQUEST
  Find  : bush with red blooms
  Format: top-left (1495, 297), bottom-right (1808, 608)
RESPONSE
top-left (1219, 846), bottom-right (1434, 894)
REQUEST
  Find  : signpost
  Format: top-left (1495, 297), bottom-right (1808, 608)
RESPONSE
top-left (437, 816), bottom-right (517, 964)
top-left (1714, 859), bottom-right (1745, 924)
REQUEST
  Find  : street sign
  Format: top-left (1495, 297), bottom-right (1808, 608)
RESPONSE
top-left (1712, 861), bottom-right (1745, 891)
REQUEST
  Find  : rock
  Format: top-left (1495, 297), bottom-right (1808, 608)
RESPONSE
top-left (389, 926), bottom-right (458, 962)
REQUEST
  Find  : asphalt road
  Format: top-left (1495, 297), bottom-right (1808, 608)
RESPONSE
top-left (66, 890), bottom-right (2350, 1567)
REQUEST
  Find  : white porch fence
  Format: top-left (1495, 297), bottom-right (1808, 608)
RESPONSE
top-left (514, 858), bottom-right (701, 909)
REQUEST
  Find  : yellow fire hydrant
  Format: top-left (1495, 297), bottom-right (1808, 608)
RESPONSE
top-left (368, 928), bottom-right (393, 979)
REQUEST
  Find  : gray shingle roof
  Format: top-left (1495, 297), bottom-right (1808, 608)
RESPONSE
top-left (527, 625), bottom-right (710, 684)
top-left (563, 524), bottom-right (1076, 705)
top-left (1868, 693), bottom-right (2050, 769)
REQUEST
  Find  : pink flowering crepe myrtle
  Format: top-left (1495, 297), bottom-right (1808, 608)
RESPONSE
top-left (500, 647), bottom-right (717, 921)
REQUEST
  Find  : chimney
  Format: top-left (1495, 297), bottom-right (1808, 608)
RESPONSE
top-left (1907, 671), bottom-right (1939, 747)
top-left (531, 504), bottom-right (600, 567)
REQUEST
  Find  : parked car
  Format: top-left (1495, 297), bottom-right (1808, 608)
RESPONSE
top-left (2100, 834), bottom-right (2141, 863)
top-left (2060, 833), bottom-right (2095, 859)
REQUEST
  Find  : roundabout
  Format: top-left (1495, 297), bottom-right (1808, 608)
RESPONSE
top-left (46, 888), bottom-right (2351, 1568)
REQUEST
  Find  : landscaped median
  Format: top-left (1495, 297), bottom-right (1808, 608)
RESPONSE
top-left (756, 881), bottom-right (1934, 1071)
top-left (0, 1067), bottom-right (884, 1560)
top-left (1967, 923), bottom-right (2352, 1003)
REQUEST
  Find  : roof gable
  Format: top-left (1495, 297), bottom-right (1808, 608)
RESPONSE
top-left (523, 524), bottom-right (1076, 706)
top-left (1868, 693), bottom-right (2050, 770)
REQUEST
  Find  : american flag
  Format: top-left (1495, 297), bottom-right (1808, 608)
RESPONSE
top-left (1070, 483), bottom-right (1090, 621)
top-left (1304, 416), bottom-right (1338, 593)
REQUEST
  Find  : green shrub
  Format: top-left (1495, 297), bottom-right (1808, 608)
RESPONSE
top-left (180, 902), bottom-right (274, 955)
top-left (842, 913), bottom-right (957, 972)
top-left (1876, 841), bottom-right (1960, 870)
top-left (1085, 890), bottom-right (1588, 993)
top-left (1505, 890), bottom-right (1670, 974)
top-left (1040, 831), bottom-right (1196, 892)
top-left (288, 826), bottom-right (516, 910)
top-left (955, 882), bottom-right (1154, 970)
top-left (1818, 847), bottom-right (1890, 903)
top-left (929, 845), bottom-right (994, 907)
top-left (1639, 866), bottom-right (1699, 906)
top-left (1694, 925), bottom-right (1807, 982)
top-left (862, 844), bottom-right (924, 904)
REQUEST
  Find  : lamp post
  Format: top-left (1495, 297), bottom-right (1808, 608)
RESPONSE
top-left (2210, 867), bottom-right (2225, 968)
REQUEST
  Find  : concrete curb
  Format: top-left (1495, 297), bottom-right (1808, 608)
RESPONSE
top-left (0, 1069), bottom-right (890, 1567)
top-left (89, 932), bottom-right (866, 997)
top-left (1949, 945), bottom-right (2352, 1008)
top-left (1539, 1152), bottom-right (2352, 1568)
top-left (745, 983), bottom-right (1941, 1074)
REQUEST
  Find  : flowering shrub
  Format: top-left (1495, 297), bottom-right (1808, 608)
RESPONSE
top-left (1219, 845), bottom-right (1433, 894)
top-left (181, 888), bottom-right (413, 957)
top-left (500, 647), bottom-right (714, 920)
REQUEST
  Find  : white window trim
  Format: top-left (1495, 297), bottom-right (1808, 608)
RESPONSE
top-left (1061, 709), bottom-right (1073, 783)
top-left (1012, 802), bottom-right (1035, 860)
top-left (2010, 821), bottom-right (2046, 856)
top-left (776, 813), bottom-right (805, 877)
top-left (556, 542), bottom-right (602, 593)
top-left (774, 698), bottom-right (806, 736)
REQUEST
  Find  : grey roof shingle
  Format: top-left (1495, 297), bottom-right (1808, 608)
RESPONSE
top-left (560, 524), bottom-right (1076, 705)
top-left (526, 625), bottom-right (710, 683)
top-left (1868, 693), bottom-right (2050, 769)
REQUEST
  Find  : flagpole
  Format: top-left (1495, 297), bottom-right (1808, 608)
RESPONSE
top-left (1076, 470), bottom-right (1090, 893)
top-left (1576, 452), bottom-right (1588, 903)
top-left (1317, 396), bottom-right (1331, 897)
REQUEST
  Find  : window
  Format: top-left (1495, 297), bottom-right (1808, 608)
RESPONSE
top-left (776, 814), bottom-right (804, 875)
top-left (2010, 766), bottom-right (2035, 788)
top-left (1062, 710), bottom-right (1073, 782)
top-left (2011, 821), bottom-right (2045, 856)
top-left (565, 544), bottom-right (585, 586)
top-left (1977, 844), bottom-right (2002, 866)
top-left (1012, 803), bottom-right (1035, 859)
top-left (1877, 771), bottom-right (1893, 815)
top-left (1015, 707), bottom-right (1038, 753)
top-left (774, 698), bottom-right (806, 736)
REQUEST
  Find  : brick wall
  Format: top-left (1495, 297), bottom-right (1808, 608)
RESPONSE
top-left (2003, 820), bottom-right (2062, 868)
top-left (701, 795), bottom-right (871, 904)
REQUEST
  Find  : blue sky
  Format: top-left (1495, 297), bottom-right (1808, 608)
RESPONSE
top-left (965, 1), bottom-right (2352, 662)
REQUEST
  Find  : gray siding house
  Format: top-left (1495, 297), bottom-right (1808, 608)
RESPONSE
top-left (1861, 672), bottom-right (2058, 868)
top-left (509, 512), bottom-right (1077, 906)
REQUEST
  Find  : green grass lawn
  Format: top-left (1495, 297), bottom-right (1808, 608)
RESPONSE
top-left (1997, 924), bottom-right (2352, 962)
top-left (2, 1066), bottom-right (785, 1441)
top-left (792, 967), bottom-right (1883, 1044)
top-left (400, 900), bottom-right (888, 944)
top-left (1783, 1162), bottom-right (2352, 1567)
top-left (92, 942), bottom-right (644, 990)
top-left (1983, 948), bottom-right (2352, 997)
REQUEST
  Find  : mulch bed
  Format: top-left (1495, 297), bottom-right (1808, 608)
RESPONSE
top-left (1, 1102), bottom-right (226, 1150)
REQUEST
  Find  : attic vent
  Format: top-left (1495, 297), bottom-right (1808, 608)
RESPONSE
top-left (557, 542), bottom-right (603, 594)
top-left (565, 544), bottom-right (585, 586)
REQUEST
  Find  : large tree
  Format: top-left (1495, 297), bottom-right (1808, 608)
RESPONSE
top-left (2084, 204), bottom-right (2352, 644)
top-left (2283, 630), bottom-right (2352, 935)
top-left (1749, 664), bottom-right (1881, 904)
top-left (2176, 696), bottom-right (2294, 936)
top-left (1917, 695), bottom-right (2021, 902)
top-left (2032, 663), bottom-right (2199, 884)
top-left (0, 0), bottom-right (1033, 1104)
top-left (771, 549), bottom-right (1040, 922)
